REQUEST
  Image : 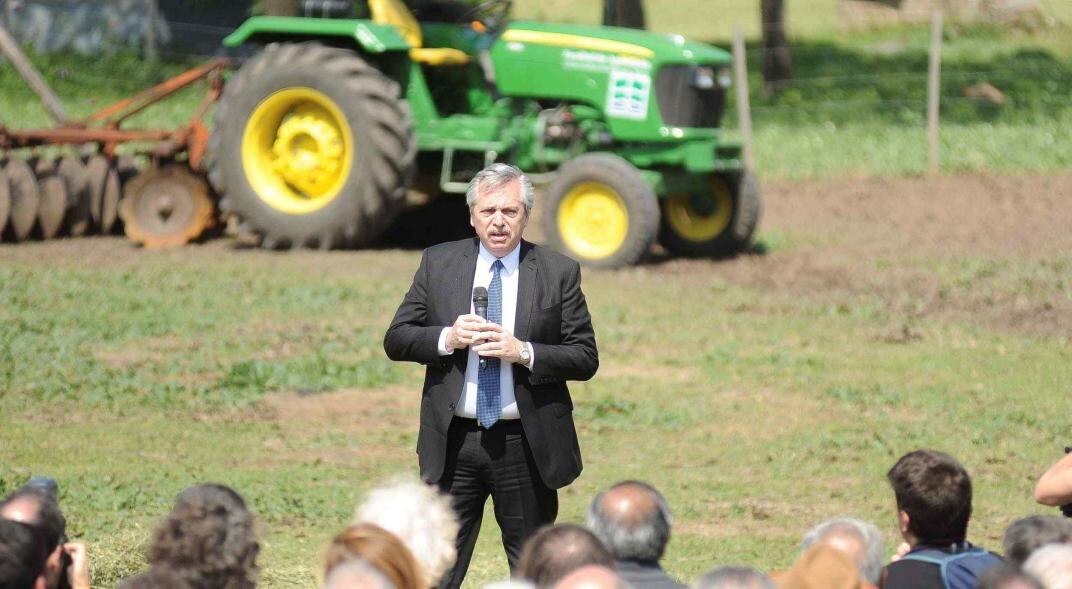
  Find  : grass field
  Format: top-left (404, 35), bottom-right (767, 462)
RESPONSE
top-left (2, 172), bottom-right (1070, 587)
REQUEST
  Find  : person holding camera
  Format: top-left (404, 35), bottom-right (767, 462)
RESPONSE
top-left (0, 481), bottom-right (90, 589)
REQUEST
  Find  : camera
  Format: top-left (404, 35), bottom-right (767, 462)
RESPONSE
top-left (1062, 447), bottom-right (1072, 518)
top-left (24, 477), bottom-right (72, 589)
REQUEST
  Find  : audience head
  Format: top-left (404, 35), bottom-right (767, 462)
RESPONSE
top-left (693, 566), bottom-right (776, 589)
top-left (1022, 543), bottom-right (1072, 589)
top-left (552, 565), bottom-right (624, 589)
top-left (148, 483), bottom-right (259, 589)
top-left (586, 480), bottom-right (672, 563)
top-left (516, 524), bottom-right (614, 588)
top-left (324, 558), bottom-right (396, 589)
top-left (1002, 515), bottom-right (1072, 568)
top-left (353, 478), bottom-right (458, 588)
top-left (887, 449), bottom-right (972, 545)
top-left (323, 523), bottom-right (420, 589)
top-left (977, 563), bottom-right (1044, 589)
top-left (801, 517), bottom-right (884, 584)
top-left (0, 518), bottom-right (47, 589)
top-left (774, 544), bottom-right (868, 589)
top-left (1, 485), bottom-right (67, 589)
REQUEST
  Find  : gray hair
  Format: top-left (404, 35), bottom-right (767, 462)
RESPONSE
top-left (466, 163), bottom-right (535, 213)
top-left (353, 477), bottom-right (459, 588)
top-left (801, 517), bottom-right (884, 585)
top-left (324, 558), bottom-right (396, 589)
top-left (1003, 515), bottom-right (1072, 567)
top-left (1023, 543), bottom-right (1072, 589)
top-left (585, 481), bottom-right (672, 563)
top-left (693, 566), bottom-right (776, 589)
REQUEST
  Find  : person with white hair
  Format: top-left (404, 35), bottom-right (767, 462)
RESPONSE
top-left (1022, 543), bottom-right (1072, 589)
top-left (692, 566), bottom-right (775, 589)
top-left (800, 517), bottom-right (884, 585)
top-left (354, 478), bottom-right (460, 588)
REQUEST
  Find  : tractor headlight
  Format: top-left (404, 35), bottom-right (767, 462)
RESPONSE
top-left (692, 66), bottom-right (716, 90)
top-left (717, 67), bottom-right (733, 89)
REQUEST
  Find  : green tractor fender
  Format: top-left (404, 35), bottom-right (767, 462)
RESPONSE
top-left (223, 16), bottom-right (411, 54)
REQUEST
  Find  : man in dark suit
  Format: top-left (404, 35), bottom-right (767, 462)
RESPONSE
top-left (384, 163), bottom-right (599, 589)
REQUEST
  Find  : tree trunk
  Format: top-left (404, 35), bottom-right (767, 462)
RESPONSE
top-left (761, 0), bottom-right (793, 97)
top-left (603, 0), bottom-right (646, 29)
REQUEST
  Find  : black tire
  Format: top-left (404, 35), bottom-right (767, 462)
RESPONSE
top-left (657, 169), bottom-right (762, 257)
top-left (541, 153), bottom-right (659, 268)
top-left (207, 42), bottom-right (415, 250)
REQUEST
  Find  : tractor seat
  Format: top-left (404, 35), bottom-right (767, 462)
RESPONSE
top-left (369, 0), bottom-right (471, 66)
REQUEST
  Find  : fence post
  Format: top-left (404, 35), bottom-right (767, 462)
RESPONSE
top-left (927, 10), bottom-right (943, 176)
top-left (733, 25), bottom-right (755, 170)
top-left (144, 0), bottom-right (159, 61)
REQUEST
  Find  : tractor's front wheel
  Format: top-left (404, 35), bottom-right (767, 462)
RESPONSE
top-left (208, 42), bottom-right (415, 249)
top-left (658, 170), bottom-right (761, 257)
top-left (542, 153), bottom-right (659, 268)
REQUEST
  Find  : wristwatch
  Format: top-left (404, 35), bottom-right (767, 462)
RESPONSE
top-left (518, 343), bottom-right (531, 366)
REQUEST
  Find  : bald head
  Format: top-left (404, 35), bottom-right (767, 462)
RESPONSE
top-left (586, 481), bottom-right (671, 563)
top-left (517, 524), bottom-right (614, 589)
top-left (1, 488), bottom-right (65, 555)
top-left (801, 518), bottom-right (884, 585)
top-left (553, 566), bottom-right (625, 589)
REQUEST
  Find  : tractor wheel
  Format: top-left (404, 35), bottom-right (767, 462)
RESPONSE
top-left (32, 158), bottom-right (68, 239)
top-left (86, 155), bottom-right (121, 235)
top-left (208, 42), bottom-right (415, 250)
top-left (658, 170), bottom-right (761, 257)
top-left (3, 158), bottom-right (39, 242)
top-left (0, 169), bottom-right (10, 236)
top-left (542, 153), bottom-right (659, 268)
top-left (56, 155), bottom-right (92, 236)
top-left (119, 165), bottom-right (215, 248)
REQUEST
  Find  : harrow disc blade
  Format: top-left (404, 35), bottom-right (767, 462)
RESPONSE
top-left (0, 169), bottom-right (9, 237)
top-left (119, 164), bottom-right (215, 248)
top-left (85, 155), bottom-right (121, 234)
top-left (3, 158), bottom-right (39, 242)
top-left (32, 158), bottom-right (67, 240)
top-left (57, 155), bottom-right (91, 236)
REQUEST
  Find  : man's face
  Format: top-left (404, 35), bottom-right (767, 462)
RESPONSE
top-left (469, 178), bottom-right (528, 258)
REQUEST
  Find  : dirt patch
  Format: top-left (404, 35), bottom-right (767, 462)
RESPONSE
top-left (651, 172), bottom-right (1072, 337)
top-left (259, 386), bottom-right (418, 429)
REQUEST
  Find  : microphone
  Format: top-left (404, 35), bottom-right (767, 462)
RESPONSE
top-left (472, 287), bottom-right (489, 370)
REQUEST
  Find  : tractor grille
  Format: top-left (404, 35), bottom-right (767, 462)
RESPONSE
top-left (654, 65), bottom-right (726, 129)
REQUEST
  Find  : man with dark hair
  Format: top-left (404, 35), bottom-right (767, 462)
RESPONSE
top-left (516, 524), bottom-right (614, 588)
top-left (585, 481), bottom-right (684, 589)
top-left (1, 486), bottom-right (88, 589)
top-left (0, 518), bottom-right (47, 589)
top-left (1002, 515), bottom-right (1072, 567)
top-left (881, 449), bottom-right (1001, 589)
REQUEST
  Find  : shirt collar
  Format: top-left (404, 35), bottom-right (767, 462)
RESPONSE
top-left (478, 242), bottom-right (521, 275)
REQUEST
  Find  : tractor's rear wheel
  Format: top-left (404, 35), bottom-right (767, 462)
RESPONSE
top-left (208, 42), bottom-right (415, 250)
top-left (658, 170), bottom-right (761, 257)
top-left (542, 153), bottom-right (659, 268)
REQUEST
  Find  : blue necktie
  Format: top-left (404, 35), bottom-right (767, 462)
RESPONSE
top-left (477, 260), bottom-right (503, 428)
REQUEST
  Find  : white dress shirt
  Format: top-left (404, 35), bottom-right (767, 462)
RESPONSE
top-left (437, 243), bottom-right (534, 420)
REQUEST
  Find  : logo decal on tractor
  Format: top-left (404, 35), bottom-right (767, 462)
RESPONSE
top-left (606, 70), bottom-right (650, 120)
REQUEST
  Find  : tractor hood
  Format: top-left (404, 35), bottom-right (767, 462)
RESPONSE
top-left (491, 21), bottom-right (733, 141)
top-left (497, 21), bottom-right (731, 66)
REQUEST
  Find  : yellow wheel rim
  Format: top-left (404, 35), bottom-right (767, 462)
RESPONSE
top-left (241, 87), bottom-right (354, 215)
top-left (556, 182), bottom-right (629, 260)
top-left (664, 176), bottom-right (734, 242)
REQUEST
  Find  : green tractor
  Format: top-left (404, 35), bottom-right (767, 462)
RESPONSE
top-left (210, 0), bottom-right (760, 267)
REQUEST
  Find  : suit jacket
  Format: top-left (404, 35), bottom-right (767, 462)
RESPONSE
top-left (384, 238), bottom-right (598, 489)
top-left (615, 560), bottom-right (686, 589)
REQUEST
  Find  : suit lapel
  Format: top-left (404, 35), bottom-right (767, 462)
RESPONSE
top-left (451, 238), bottom-right (479, 320)
top-left (514, 241), bottom-right (538, 341)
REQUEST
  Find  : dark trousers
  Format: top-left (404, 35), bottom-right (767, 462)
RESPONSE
top-left (436, 417), bottom-right (558, 589)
